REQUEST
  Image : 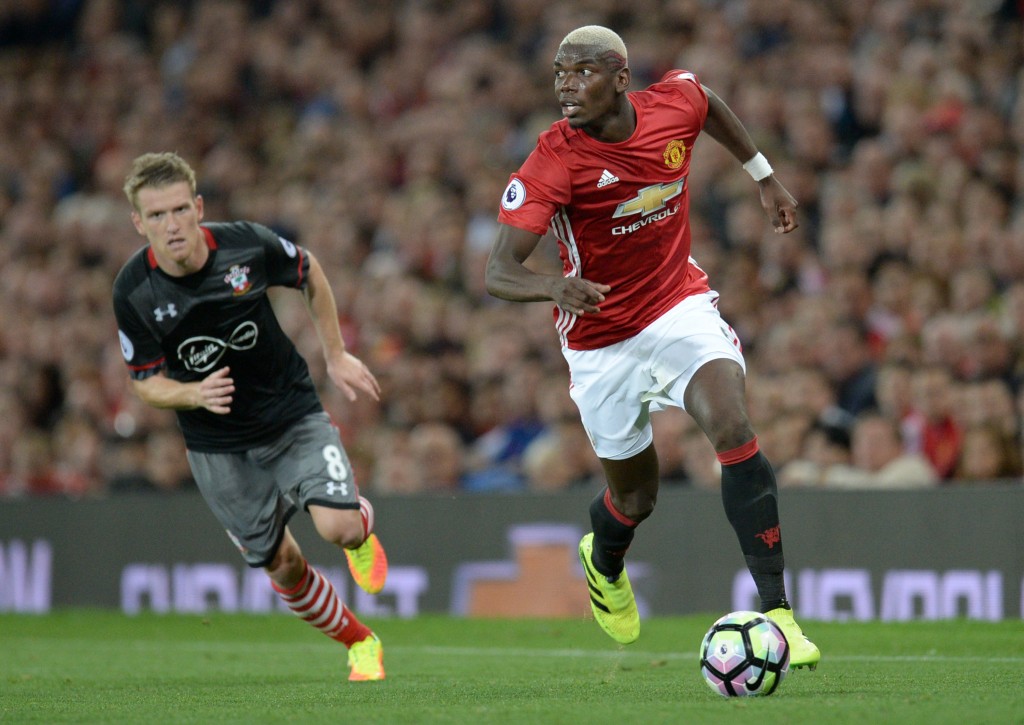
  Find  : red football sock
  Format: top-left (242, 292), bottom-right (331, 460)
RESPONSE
top-left (272, 560), bottom-right (372, 647)
top-left (358, 495), bottom-right (374, 544)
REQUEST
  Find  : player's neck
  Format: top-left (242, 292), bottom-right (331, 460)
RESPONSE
top-left (156, 239), bottom-right (210, 278)
top-left (582, 97), bottom-right (636, 144)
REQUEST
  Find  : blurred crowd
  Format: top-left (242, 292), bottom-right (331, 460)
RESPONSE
top-left (1, 0), bottom-right (1023, 498)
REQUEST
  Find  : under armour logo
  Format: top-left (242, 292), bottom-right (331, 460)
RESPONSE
top-left (177, 321), bottom-right (258, 372)
top-left (325, 481), bottom-right (349, 496)
top-left (154, 304), bottom-right (178, 321)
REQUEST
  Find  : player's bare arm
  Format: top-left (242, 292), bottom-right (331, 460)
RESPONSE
top-left (303, 251), bottom-right (380, 402)
top-left (486, 223), bottom-right (610, 315)
top-left (131, 367), bottom-right (235, 415)
top-left (700, 86), bottom-right (799, 234)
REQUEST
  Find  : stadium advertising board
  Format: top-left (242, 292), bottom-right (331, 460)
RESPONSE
top-left (2, 487), bottom-right (1022, 620)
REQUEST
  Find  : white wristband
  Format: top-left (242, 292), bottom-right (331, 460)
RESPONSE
top-left (743, 152), bottom-right (773, 182)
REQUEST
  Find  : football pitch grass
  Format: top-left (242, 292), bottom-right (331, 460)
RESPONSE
top-left (2, 611), bottom-right (1022, 724)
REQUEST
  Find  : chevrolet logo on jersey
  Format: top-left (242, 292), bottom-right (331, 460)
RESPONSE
top-left (612, 179), bottom-right (685, 218)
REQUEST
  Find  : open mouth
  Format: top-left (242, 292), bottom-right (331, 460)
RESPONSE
top-left (561, 101), bottom-right (581, 118)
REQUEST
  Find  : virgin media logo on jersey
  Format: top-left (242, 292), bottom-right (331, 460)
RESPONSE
top-left (177, 321), bottom-right (259, 372)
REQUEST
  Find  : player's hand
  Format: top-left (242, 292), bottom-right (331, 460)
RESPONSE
top-left (550, 277), bottom-right (611, 316)
top-left (327, 351), bottom-right (381, 403)
top-left (758, 176), bottom-right (799, 234)
top-left (198, 366), bottom-right (234, 414)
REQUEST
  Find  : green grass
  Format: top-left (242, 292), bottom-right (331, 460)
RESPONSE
top-left (2, 612), bottom-right (1022, 724)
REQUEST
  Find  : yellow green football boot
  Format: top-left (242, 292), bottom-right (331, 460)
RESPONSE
top-left (579, 533), bottom-right (640, 644)
top-left (347, 633), bottom-right (384, 681)
top-left (345, 533), bottom-right (388, 595)
top-left (765, 606), bottom-right (821, 670)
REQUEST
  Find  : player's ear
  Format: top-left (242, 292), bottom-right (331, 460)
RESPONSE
top-left (195, 194), bottom-right (204, 222)
top-left (130, 210), bottom-right (145, 236)
top-left (616, 67), bottom-right (631, 92)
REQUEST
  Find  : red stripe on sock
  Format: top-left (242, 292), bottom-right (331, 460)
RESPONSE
top-left (310, 588), bottom-right (341, 628)
top-left (604, 489), bottom-right (637, 527)
top-left (291, 573), bottom-right (327, 615)
top-left (358, 496), bottom-right (374, 541)
top-left (276, 564), bottom-right (354, 642)
top-left (271, 560), bottom-right (311, 597)
top-left (717, 436), bottom-right (759, 465)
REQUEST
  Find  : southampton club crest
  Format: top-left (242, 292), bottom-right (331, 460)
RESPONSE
top-left (224, 264), bottom-right (252, 295)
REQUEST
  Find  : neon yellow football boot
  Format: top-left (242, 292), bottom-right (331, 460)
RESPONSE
top-left (345, 533), bottom-right (388, 595)
top-left (579, 533), bottom-right (640, 644)
top-left (766, 606), bottom-right (821, 670)
top-left (347, 633), bottom-right (385, 682)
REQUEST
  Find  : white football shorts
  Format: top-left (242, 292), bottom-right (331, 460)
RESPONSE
top-left (562, 291), bottom-right (745, 460)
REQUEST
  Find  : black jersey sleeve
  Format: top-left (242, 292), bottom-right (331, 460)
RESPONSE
top-left (249, 223), bottom-right (311, 290)
top-left (111, 256), bottom-right (167, 381)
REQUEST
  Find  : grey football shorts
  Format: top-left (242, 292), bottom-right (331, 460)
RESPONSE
top-left (186, 412), bottom-right (359, 568)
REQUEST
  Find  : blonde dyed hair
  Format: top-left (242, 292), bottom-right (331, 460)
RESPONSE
top-left (123, 152), bottom-right (197, 210)
top-left (559, 25), bottom-right (628, 66)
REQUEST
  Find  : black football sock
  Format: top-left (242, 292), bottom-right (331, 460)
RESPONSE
top-left (588, 489), bottom-right (637, 580)
top-left (719, 448), bottom-right (789, 612)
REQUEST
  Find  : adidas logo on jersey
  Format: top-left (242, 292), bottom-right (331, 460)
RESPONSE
top-left (597, 169), bottom-right (620, 188)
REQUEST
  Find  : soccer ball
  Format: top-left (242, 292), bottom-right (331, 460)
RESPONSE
top-left (699, 610), bottom-right (790, 697)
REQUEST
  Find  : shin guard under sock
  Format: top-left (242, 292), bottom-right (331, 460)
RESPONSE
top-left (719, 445), bottom-right (789, 611)
top-left (589, 489), bottom-right (637, 579)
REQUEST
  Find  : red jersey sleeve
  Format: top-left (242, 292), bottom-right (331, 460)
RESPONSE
top-left (497, 135), bottom-right (571, 235)
top-left (653, 70), bottom-right (709, 129)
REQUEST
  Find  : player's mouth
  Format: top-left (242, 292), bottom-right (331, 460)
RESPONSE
top-left (561, 100), bottom-right (581, 118)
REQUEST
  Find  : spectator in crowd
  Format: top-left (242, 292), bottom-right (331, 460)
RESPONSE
top-left (826, 412), bottom-right (938, 489)
top-left (464, 357), bottom-right (547, 492)
top-left (874, 361), bottom-right (914, 425)
top-left (522, 418), bottom-right (599, 492)
top-left (818, 319), bottom-right (878, 417)
top-left (779, 420), bottom-right (857, 488)
top-left (4, 432), bottom-right (59, 497)
top-left (521, 375), bottom-right (602, 491)
top-left (952, 423), bottom-right (1022, 483)
top-left (903, 364), bottom-right (964, 479)
top-left (408, 421), bottom-right (469, 492)
top-left (954, 379), bottom-right (1019, 440)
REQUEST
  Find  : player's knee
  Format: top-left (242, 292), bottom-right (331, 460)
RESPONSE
top-left (616, 490), bottom-right (657, 523)
top-left (709, 419), bottom-right (756, 454)
top-left (315, 509), bottom-right (365, 549)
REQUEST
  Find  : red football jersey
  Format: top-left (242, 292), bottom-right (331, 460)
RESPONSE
top-left (498, 69), bottom-right (712, 350)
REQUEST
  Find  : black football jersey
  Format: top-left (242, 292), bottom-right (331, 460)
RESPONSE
top-left (112, 221), bottom-right (322, 452)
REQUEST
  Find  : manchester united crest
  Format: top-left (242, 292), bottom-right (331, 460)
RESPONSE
top-left (663, 139), bottom-right (686, 169)
top-left (224, 264), bottom-right (252, 295)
